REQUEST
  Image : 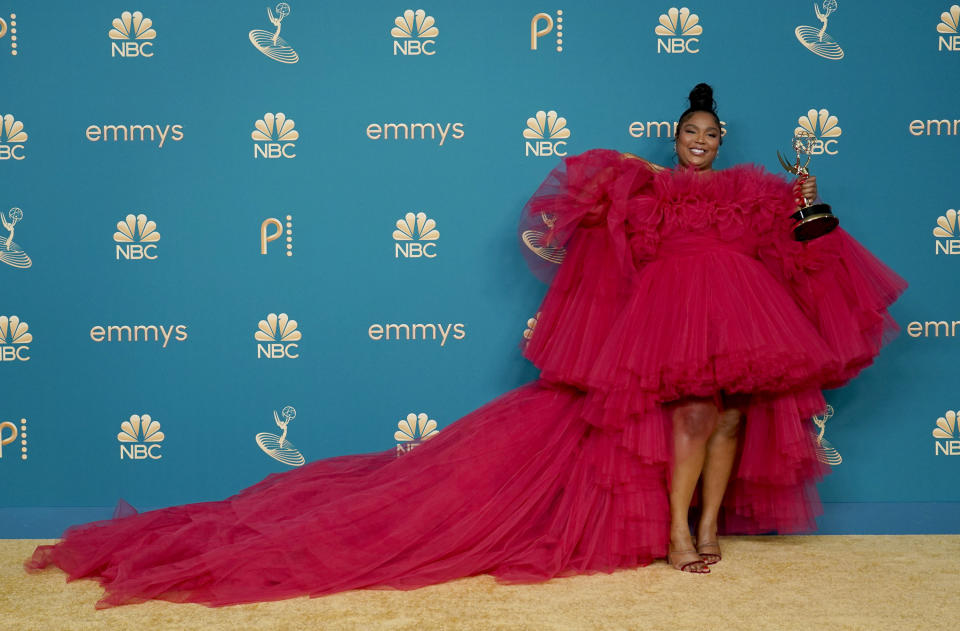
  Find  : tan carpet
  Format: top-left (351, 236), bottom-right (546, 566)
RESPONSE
top-left (2, 536), bottom-right (958, 631)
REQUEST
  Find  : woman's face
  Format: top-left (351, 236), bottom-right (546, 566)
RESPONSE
top-left (675, 111), bottom-right (721, 170)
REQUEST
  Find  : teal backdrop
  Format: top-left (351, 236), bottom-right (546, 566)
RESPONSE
top-left (2, 0), bottom-right (959, 536)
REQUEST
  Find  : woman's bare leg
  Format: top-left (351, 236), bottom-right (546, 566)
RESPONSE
top-left (669, 398), bottom-right (719, 571)
top-left (696, 407), bottom-right (743, 562)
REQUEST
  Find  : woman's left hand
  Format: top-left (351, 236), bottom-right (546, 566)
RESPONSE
top-left (796, 176), bottom-right (818, 204)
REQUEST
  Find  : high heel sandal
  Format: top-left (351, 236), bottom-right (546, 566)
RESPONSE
top-left (696, 540), bottom-right (721, 565)
top-left (668, 549), bottom-right (710, 574)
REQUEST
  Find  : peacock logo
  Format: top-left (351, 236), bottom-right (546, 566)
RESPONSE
top-left (393, 212), bottom-right (438, 258)
top-left (391, 9), bottom-right (438, 55)
top-left (794, 108), bottom-right (841, 155)
top-left (1, 12), bottom-right (17, 56)
top-left (255, 313), bottom-right (301, 359)
top-left (118, 413), bottom-right (164, 460)
top-left (109, 11), bottom-right (156, 58)
top-left (114, 213), bottom-right (160, 260)
top-left (256, 405), bottom-right (305, 466)
top-left (249, 3), bottom-right (299, 64)
top-left (524, 110), bottom-right (570, 158)
top-left (252, 113), bottom-right (298, 159)
top-left (531, 10), bottom-right (563, 52)
top-left (1, 207), bottom-right (31, 269)
top-left (795, 1), bottom-right (843, 60)
top-left (938, 4), bottom-right (960, 52)
top-left (395, 412), bottom-right (439, 455)
top-left (0, 418), bottom-right (27, 460)
top-left (934, 410), bottom-right (960, 455)
top-left (655, 7), bottom-right (701, 54)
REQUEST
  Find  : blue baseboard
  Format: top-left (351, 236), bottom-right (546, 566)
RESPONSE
top-left (3, 503), bottom-right (959, 539)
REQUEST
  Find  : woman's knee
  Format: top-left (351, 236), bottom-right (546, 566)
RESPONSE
top-left (672, 400), bottom-right (719, 441)
top-left (714, 409), bottom-right (742, 438)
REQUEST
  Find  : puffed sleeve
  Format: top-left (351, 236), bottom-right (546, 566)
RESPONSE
top-left (520, 150), bottom-right (657, 387)
top-left (756, 187), bottom-right (907, 387)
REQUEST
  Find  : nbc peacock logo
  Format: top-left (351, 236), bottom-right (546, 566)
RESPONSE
top-left (0, 12), bottom-right (17, 56)
top-left (252, 113), bottom-right (298, 159)
top-left (109, 11), bottom-right (156, 58)
top-left (933, 209), bottom-right (959, 255)
top-left (655, 7), bottom-right (701, 54)
top-left (531, 10), bottom-right (563, 52)
top-left (255, 312), bottom-right (301, 359)
top-left (0, 418), bottom-right (27, 461)
top-left (118, 413), bottom-right (164, 460)
top-left (391, 9), bottom-right (438, 55)
top-left (524, 110), bottom-right (571, 158)
top-left (113, 213), bottom-right (160, 261)
top-left (395, 412), bottom-right (439, 455)
top-left (794, 108), bottom-right (841, 156)
top-left (1, 207), bottom-right (31, 269)
top-left (256, 405), bottom-right (304, 466)
top-left (0, 315), bottom-right (31, 362)
top-left (0, 114), bottom-right (27, 160)
top-left (795, 1), bottom-right (843, 60)
top-left (938, 4), bottom-right (959, 51)
top-left (393, 212), bottom-right (438, 259)
top-left (521, 212), bottom-right (565, 264)
top-left (933, 410), bottom-right (960, 455)
top-left (249, 3), bottom-right (299, 63)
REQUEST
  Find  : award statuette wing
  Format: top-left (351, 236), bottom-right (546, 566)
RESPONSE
top-left (777, 131), bottom-right (839, 241)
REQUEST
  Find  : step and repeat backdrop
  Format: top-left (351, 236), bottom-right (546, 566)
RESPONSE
top-left (2, 1), bottom-right (959, 536)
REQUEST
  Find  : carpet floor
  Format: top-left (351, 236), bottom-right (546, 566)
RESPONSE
top-left (2, 536), bottom-right (958, 631)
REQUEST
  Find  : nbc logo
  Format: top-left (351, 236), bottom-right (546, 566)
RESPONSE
top-left (938, 4), bottom-right (959, 51)
top-left (255, 312), bottom-right (301, 358)
top-left (0, 114), bottom-right (27, 160)
top-left (109, 11), bottom-right (156, 58)
top-left (0, 315), bottom-right (31, 362)
top-left (521, 212), bottom-right (565, 264)
top-left (118, 414), bottom-right (163, 460)
top-left (391, 9), bottom-right (438, 55)
top-left (395, 412), bottom-right (439, 455)
top-left (250, 2), bottom-right (299, 63)
top-left (933, 410), bottom-right (960, 455)
top-left (794, 109), bottom-right (840, 155)
top-left (256, 406), bottom-right (305, 466)
top-left (531, 10), bottom-right (563, 52)
top-left (252, 113), bottom-right (298, 159)
top-left (114, 213), bottom-right (160, 260)
top-left (1, 207), bottom-right (31, 269)
top-left (0, 418), bottom-right (27, 461)
top-left (655, 7), bottom-right (701, 54)
top-left (933, 209), bottom-right (960, 255)
top-left (393, 212), bottom-right (438, 259)
top-left (261, 215), bottom-right (293, 256)
top-left (524, 110), bottom-right (570, 157)
top-left (0, 12), bottom-right (17, 56)
top-left (795, 0), bottom-right (843, 60)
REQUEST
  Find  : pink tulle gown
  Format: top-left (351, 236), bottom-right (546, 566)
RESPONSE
top-left (27, 149), bottom-right (906, 608)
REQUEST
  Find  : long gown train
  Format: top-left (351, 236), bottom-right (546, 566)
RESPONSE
top-left (27, 149), bottom-right (906, 607)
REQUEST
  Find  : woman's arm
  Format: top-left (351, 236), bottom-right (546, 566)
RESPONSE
top-left (620, 152), bottom-right (667, 173)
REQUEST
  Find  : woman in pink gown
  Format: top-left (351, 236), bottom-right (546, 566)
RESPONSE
top-left (26, 84), bottom-right (906, 606)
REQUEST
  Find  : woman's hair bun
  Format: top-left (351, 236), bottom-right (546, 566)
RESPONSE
top-left (688, 83), bottom-right (716, 113)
